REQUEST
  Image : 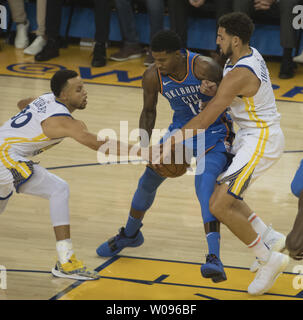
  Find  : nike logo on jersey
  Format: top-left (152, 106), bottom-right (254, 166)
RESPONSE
top-left (211, 129), bottom-right (223, 134)
top-left (163, 80), bottom-right (172, 85)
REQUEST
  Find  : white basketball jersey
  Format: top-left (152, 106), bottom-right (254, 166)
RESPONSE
top-left (223, 47), bottom-right (280, 129)
top-left (0, 93), bottom-right (72, 158)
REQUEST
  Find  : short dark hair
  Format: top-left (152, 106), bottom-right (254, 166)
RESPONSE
top-left (218, 12), bottom-right (254, 44)
top-left (50, 69), bottom-right (78, 97)
top-left (151, 30), bottom-right (182, 53)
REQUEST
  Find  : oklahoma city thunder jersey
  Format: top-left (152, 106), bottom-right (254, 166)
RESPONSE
top-left (223, 47), bottom-right (280, 129)
top-left (158, 49), bottom-right (234, 154)
top-left (0, 93), bottom-right (71, 158)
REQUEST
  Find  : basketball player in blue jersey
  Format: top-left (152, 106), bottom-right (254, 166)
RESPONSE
top-left (0, 70), bottom-right (137, 281)
top-left (97, 30), bottom-right (234, 283)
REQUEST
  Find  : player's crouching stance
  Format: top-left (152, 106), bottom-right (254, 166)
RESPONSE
top-left (0, 70), bottom-right (138, 281)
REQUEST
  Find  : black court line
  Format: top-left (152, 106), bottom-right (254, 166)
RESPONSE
top-left (154, 274), bottom-right (170, 283)
top-left (284, 150), bottom-right (303, 154)
top-left (0, 73), bottom-right (303, 104)
top-left (49, 255), bottom-right (303, 300)
top-left (195, 293), bottom-right (219, 300)
top-left (46, 159), bottom-right (144, 171)
top-left (4, 269), bottom-right (51, 274)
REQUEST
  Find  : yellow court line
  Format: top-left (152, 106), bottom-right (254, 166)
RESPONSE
top-left (54, 256), bottom-right (303, 301)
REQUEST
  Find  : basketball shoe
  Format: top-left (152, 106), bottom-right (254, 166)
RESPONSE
top-left (250, 225), bottom-right (286, 273)
top-left (201, 254), bottom-right (227, 283)
top-left (52, 254), bottom-right (100, 280)
top-left (15, 20), bottom-right (29, 49)
top-left (96, 227), bottom-right (144, 257)
top-left (248, 251), bottom-right (289, 295)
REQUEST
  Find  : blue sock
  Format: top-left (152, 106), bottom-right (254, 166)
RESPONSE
top-left (206, 232), bottom-right (221, 258)
top-left (124, 215), bottom-right (143, 237)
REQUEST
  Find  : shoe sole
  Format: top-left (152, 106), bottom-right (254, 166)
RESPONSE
top-left (110, 54), bottom-right (142, 62)
top-left (201, 267), bottom-right (227, 283)
top-left (212, 273), bottom-right (227, 283)
top-left (51, 268), bottom-right (100, 281)
top-left (248, 254), bottom-right (289, 296)
top-left (24, 50), bottom-right (42, 55)
top-left (35, 53), bottom-right (59, 62)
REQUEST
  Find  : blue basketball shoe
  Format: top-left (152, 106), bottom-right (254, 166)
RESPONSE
top-left (201, 254), bottom-right (227, 283)
top-left (96, 227), bottom-right (144, 257)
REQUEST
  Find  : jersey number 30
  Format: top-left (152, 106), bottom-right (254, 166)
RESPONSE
top-left (11, 106), bottom-right (32, 128)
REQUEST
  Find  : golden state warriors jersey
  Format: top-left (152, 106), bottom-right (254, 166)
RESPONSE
top-left (0, 93), bottom-right (72, 158)
top-left (223, 47), bottom-right (280, 129)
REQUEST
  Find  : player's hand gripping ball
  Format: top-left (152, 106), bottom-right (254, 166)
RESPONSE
top-left (147, 147), bottom-right (190, 178)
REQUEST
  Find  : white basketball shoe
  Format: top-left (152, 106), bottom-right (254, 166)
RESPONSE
top-left (248, 251), bottom-right (289, 295)
top-left (15, 20), bottom-right (29, 49)
top-left (250, 225), bottom-right (286, 273)
top-left (24, 36), bottom-right (46, 55)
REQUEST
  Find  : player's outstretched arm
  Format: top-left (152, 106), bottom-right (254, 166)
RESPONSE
top-left (41, 116), bottom-right (139, 156)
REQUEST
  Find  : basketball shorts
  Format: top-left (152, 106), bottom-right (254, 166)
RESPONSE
top-left (218, 125), bottom-right (284, 200)
top-left (0, 145), bottom-right (35, 196)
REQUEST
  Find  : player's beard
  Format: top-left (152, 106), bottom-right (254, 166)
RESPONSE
top-left (220, 44), bottom-right (233, 60)
top-left (78, 97), bottom-right (87, 109)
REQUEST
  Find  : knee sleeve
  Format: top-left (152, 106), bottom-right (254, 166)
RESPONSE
top-left (18, 165), bottom-right (70, 227)
top-left (131, 167), bottom-right (166, 212)
top-left (291, 160), bottom-right (303, 198)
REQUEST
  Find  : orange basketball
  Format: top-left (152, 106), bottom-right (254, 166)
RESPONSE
top-left (148, 148), bottom-right (190, 178)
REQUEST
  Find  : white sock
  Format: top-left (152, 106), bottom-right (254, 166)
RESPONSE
top-left (248, 234), bottom-right (270, 263)
top-left (248, 213), bottom-right (268, 236)
top-left (56, 239), bottom-right (74, 264)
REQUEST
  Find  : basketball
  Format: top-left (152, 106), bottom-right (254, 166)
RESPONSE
top-left (147, 148), bottom-right (190, 178)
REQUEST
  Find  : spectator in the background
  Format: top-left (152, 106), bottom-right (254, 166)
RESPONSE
top-left (168, 0), bottom-right (232, 48)
top-left (110, 0), bottom-right (165, 66)
top-left (8, 0), bottom-right (47, 55)
top-left (35, 0), bottom-right (111, 68)
top-left (232, 0), bottom-right (300, 79)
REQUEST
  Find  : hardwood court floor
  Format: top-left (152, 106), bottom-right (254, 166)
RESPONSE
top-left (0, 43), bottom-right (303, 300)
